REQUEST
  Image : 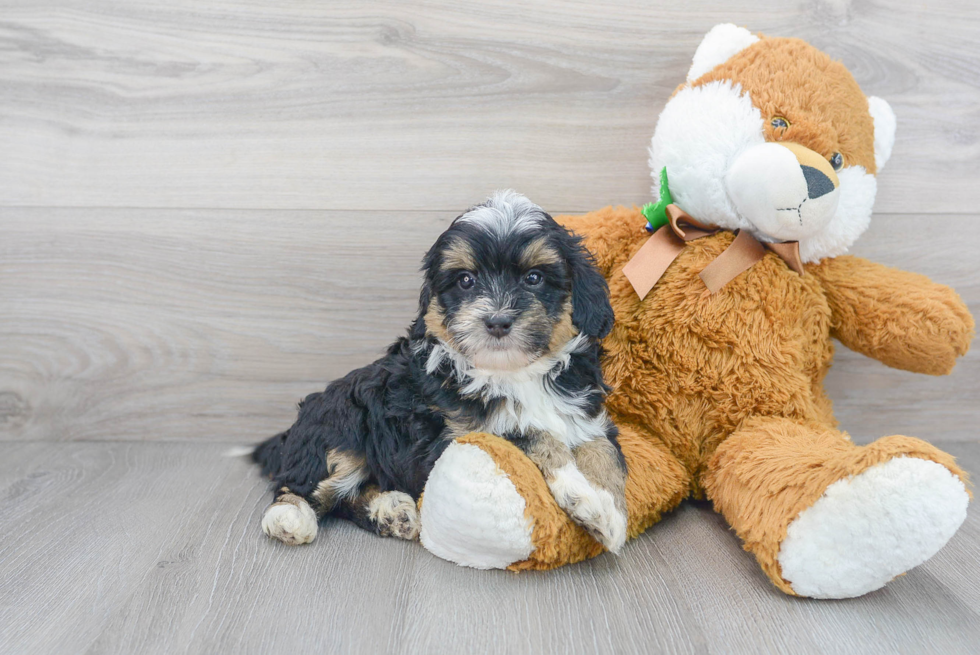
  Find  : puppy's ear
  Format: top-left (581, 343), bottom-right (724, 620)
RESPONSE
top-left (409, 283), bottom-right (431, 341)
top-left (566, 234), bottom-right (615, 340)
top-left (410, 240), bottom-right (441, 341)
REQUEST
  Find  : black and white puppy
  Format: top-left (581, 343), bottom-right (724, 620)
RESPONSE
top-left (251, 191), bottom-right (628, 552)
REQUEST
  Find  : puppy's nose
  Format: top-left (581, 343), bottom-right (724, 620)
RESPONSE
top-left (484, 315), bottom-right (513, 338)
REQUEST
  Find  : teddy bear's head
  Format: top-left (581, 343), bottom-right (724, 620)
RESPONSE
top-left (649, 24), bottom-right (896, 263)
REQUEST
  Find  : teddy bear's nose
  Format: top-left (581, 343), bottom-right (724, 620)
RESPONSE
top-left (802, 166), bottom-right (836, 199)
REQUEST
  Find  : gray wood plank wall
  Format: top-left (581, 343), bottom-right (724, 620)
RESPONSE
top-left (1, 1), bottom-right (978, 654)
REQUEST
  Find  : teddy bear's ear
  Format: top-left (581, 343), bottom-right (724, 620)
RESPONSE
top-left (867, 96), bottom-right (896, 171)
top-left (687, 24), bottom-right (760, 82)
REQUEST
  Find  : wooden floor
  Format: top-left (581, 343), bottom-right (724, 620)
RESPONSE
top-left (1, 2), bottom-right (979, 654)
top-left (0, 442), bottom-right (978, 655)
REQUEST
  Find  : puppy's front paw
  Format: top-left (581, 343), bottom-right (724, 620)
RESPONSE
top-left (549, 464), bottom-right (627, 554)
top-left (369, 491), bottom-right (420, 540)
top-left (262, 494), bottom-right (318, 545)
top-left (591, 491), bottom-right (628, 554)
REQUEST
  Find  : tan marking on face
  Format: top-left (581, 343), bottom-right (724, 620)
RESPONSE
top-left (442, 296), bottom-right (496, 357)
top-left (451, 296), bottom-right (495, 336)
top-left (440, 238), bottom-right (477, 273)
top-left (521, 298), bottom-right (549, 326)
top-left (500, 296), bottom-right (558, 362)
top-left (424, 298), bottom-right (452, 343)
top-left (519, 237), bottom-right (562, 270)
top-left (547, 300), bottom-right (578, 353)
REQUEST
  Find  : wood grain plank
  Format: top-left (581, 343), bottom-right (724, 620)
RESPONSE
top-left (0, 207), bottom-right (446, 442)
top-left (0, 442), bottom-right (266, 653)
top-left (1, 442), bottom-right (978, 654)
top-left (826, 215), bottom-right (980, 444)
top-left (1, 0), bottom-right (978, 212)
top-left (1, 208), bottom-right (976, 443)
top-left (400, 544), bottom-right (709, 655)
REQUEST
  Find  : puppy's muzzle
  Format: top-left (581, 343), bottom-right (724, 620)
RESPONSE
top-left (484, 314), bottom-right (514, 338)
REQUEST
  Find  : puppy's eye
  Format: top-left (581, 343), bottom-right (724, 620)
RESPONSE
top-left (524, 271), bottom-right (543, 286)
top-left (829, 152), bottom-right (844, 171)
top-left (457, 272), bottom-right (476, 290)
top-left (771, 116), bottom-right (790, 130)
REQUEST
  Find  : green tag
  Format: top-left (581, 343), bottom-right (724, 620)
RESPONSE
top-left (641, 167), bottom-right (673, 231)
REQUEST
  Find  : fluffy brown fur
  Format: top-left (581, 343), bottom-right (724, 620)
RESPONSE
top-left (694, 37), bottom-right (877, 173)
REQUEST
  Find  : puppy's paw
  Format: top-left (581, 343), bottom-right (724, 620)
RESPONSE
top-left (262, 494), bottom-right (318, 545)
top-left (369, 491), bottom-right (420, 540)
top-left (591, 490), bottom-right (628, 554)
top-left (549, 464), bottom-right (628, 554)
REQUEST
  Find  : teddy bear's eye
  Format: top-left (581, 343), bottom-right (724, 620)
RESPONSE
top-left (829, 152), bottom-right (844, 171)
top-left (771, 116), bottom-right (790, 130)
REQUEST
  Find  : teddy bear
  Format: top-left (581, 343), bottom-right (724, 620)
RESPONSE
top-left (416, 24), bottom-right (974, 599)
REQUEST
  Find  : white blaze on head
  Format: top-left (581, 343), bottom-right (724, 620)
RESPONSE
top-left (455, 190), bottom-right (545, 238)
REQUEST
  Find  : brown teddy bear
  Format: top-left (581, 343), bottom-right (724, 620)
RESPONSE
top-left (417, 24), bottom-right (974, 599)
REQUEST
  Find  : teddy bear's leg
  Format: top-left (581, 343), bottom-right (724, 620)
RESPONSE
top-left (419, 425), bottom-right (690, 570)
top-left (704, 417), bottom-right (970, 598)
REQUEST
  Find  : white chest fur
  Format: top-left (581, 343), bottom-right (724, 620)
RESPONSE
top-left (425, 336), bottom-right (609, 447)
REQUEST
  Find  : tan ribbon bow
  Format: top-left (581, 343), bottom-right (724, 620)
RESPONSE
top-left (622, 204), bottom-right (804, 300)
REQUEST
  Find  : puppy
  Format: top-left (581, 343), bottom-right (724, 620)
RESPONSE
top-left (251, 191), bottom-right (628, 552)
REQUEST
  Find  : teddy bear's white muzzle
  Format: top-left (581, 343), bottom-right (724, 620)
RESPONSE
top-left (725, 142), bottom-right (840, 242)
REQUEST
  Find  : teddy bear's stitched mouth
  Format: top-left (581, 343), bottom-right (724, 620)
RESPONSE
top-left (776, 198), bottom-right (807, 226)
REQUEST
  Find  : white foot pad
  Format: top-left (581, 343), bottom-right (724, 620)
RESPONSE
top-left (262, 497), bottom-right (318, 545)
top-left (778, 457), bottom-right (969, 598)
top-left (420, 442), bottom-right (535, 569)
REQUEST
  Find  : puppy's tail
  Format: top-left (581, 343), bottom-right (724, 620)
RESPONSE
top-left (222, 445), bottom-right (256, 458)
top-left (248, 431), bottom-right (289, 477)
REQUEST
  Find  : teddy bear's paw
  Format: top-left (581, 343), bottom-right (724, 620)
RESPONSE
top-left (262, 495), bottom-right (318, 546)
top-left (549, 464), bottom-right (628, 554)
top-left (777, 457), bottom-right (969, 599)
top-left (370, 491), bottom-right (421, 540)
top-left (420, 441), bottom-right (535, 569)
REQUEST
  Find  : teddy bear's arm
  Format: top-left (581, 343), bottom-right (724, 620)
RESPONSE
top-left (809, 255), bottom-right (974, 375)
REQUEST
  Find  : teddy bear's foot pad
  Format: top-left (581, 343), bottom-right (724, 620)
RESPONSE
top-left (420, 441), bottom-right (535, 569)
top-left (777, 457), bottom-right (968, 599)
